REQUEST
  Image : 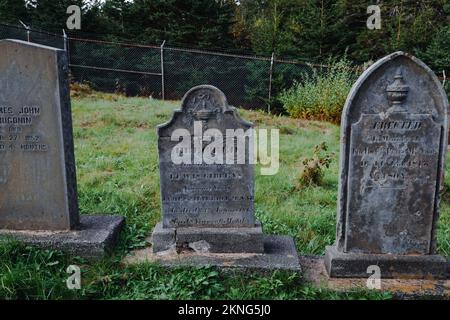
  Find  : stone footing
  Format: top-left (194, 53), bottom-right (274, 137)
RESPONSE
top-left (325, 245), bottom-right (449, 279)
top-left (301, 256), bottom-right (449, 299)
top-left (150, 221), bottom-right (264, 253)
top-left (0, 215), bottom-right (125, 260)
top-left (124, 234), bottom-right (301, 272)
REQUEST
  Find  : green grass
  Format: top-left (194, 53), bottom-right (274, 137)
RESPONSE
top-left (0, 92), bottom-right (448, 300)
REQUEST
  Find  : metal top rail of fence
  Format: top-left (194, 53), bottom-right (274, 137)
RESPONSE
top-left (0, 23), bottom-right (448, 112)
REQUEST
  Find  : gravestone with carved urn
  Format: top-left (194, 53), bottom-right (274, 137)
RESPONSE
top-left (0, 39), bottom-right (124, 259)
top-left (325, 52), bottom-right (449, 279)
top-left (148, 85), bottom-right (300, 271)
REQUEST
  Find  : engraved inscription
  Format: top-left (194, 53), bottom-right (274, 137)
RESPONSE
top-left (346, 113), bottom-right (441, 254)
top-left (0, 104), bottom-right (48, 153)
top-left (349, 114), bottom-right (439, 191)
top-left (160, 162), bottom-right (254, 227)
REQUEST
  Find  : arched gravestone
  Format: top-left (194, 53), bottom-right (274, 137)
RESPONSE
top-left (0, 40), bottom-right (124, 259)
top-left (325, 52), bottom-right (449, 278)
top-left (151, 85), bottom-right (265, 253)
top-left (158, 85), bottom-right (255, 228)
top-left (147, 85), bottom-right (300, 271)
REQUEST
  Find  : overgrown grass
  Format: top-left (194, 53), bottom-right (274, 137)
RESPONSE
top-left (0, 240), bottom-right (391, 300)
top-left (279, 58), bottom-right (357, 123)
top-left (0, 92), bottom-right (448, 300)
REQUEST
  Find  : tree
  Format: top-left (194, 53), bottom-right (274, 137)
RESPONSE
top-left (0, 0), bottom-right (29, 25)
top-left (343, 0), bottom-right (449, 63)
top-left (97, 0), bottom-right (237, 47)
top-left (419, 26), bottom-right (450, 74)
top-left (27, 0), bottom-right (84, 31)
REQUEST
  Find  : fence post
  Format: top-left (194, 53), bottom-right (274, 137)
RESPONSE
top-left (160, 40), bottom-right (166, 101)
top-left (19, 20), bottom-right (30, 42)
top-left (268, 52), bottom-right (275, 114)
top-left (63, 29), bottom-right (71, 67)
top-left (63, 29), bottom-right (67, 51)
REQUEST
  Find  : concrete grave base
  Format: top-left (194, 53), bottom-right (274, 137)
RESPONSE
top-left (124, 234), bottom-right (301, 272)
top-left (302, 255), bottom-right (449, 299)
top-left (324, 245), bottom-right (449, 279)
top-left (150, 221), bottom-right (265, 254)
top-left (0, 215), bottom-right (124, 260)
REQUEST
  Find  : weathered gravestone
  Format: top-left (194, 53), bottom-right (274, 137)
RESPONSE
top-left (149, 85), bottom-right (299, 270)
top-left (325, 52), bottom-right (449, 278)
top-left (152, 85), bottom-right (263, 253)
top-left (0, 39), bottom-right (124, 259)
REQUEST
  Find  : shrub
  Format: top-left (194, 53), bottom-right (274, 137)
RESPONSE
top-left (296, 142), bottom-right (333, 188)
top-left (279, 57), bottom-right (357, 123)
top-left (70, 82), bottom-right (93, 98)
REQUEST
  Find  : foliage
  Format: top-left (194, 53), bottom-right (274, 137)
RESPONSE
top-left (70, 82), bottom-right (93, 98)
top-left (296, 142), bottom-right (333, 188)
top-left (2, 0), bottom-right (448, 70)
top-left (0, 240), bottom-right (392, 300)
top-left (418, 25), bottom-right (450, 75)
top-left (12, 0), bottom-right (236, 49)
top-left (0, 0), bottom-right (28, 24)
top-left (280, 57), bottom-right (356, 122)
top-left (0, 239), bottom-right (85, 299)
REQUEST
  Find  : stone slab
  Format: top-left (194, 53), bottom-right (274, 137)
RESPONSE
top-left (0, 39), bottom-right (79, 230)
top-left (150, 221), bottom-right (264, 253)
top-left (125, 235), bottom-right (300, 273)
top-left (301, 255), bottom-right (449, 299)
top-left (336, 52), bottom-right (449, 255)
top-left (324, 245), bottom-right (448, 279)
top-left (0, 215), bottom-right (125, 260)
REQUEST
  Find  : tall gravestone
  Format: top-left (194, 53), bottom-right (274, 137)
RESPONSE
top-left (151, 85), bottom-right (264, 253)
top-left (142, 85), bottom-right (300, 271)
top-left (0, 39), bottom-right (124, 259)
top-left (325, 52), bottom-right (449, 278)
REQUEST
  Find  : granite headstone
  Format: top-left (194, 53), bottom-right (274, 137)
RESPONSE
top-left (0, 39), bottom-right (124, 259)
top-left (325, 52), bottom-right (449, 279)
top-left (151, 85), bottom-right (264, 253)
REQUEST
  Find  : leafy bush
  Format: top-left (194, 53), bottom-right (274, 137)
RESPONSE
top-left (70, 82), bottom-right (93, 98)
top-left (296, 142), bottom-right (333, 188)
top-left (279, 57), bottom-right (357, 123)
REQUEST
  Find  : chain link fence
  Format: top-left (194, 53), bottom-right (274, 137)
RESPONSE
top-left (1, 23), bottom-right (448, 110)
top-left (0, 23), bottom-right (320, 110)
top-left (69, 37), bottom-right (163, 99)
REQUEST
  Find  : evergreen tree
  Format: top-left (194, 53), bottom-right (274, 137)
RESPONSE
top-left (0, 0), bottom-right (448, 69)
top-left (420, 26), bottom-right (450, 74)
top-left (27, 0), bottom-right (85, 32)
top-left (0, 0), bottom-right (29, 25)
